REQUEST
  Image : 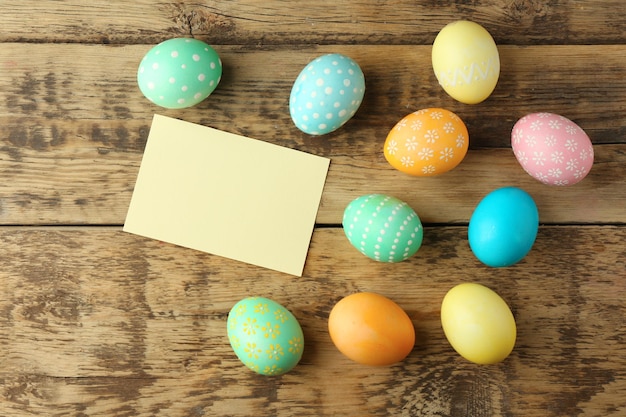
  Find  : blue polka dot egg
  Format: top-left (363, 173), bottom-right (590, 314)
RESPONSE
top-left (137, 38), bottom-right (222, 109)
top-left (227, 297), bottom-right (304, 376)
top-left (289, 53), bottom-right (365, 135)
top-left (343, 194), bottom-right (424, 263)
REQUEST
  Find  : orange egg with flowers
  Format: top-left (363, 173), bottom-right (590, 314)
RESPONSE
top-left (384, 108), bottom-right (469, 176)
top-left (328, 292), bottom-right (415, 366)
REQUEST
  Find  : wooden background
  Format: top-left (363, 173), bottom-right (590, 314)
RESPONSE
top-left (1, 1), bottom-right (625, 416)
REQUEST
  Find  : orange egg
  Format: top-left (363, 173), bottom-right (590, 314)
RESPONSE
top-left (384, 108), bottom-right (469, 176)
top-left (328, 292), bottom-right (415, 366)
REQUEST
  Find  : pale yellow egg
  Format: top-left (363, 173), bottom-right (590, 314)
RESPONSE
top-left (441, 283), bottom-right (516, 364)
top-left (432, 21), bottom-right (500, 104)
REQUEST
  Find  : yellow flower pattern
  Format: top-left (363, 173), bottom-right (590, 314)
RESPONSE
top-left (242, 317), bottom-right (258, 335)
top-left (230, 335), bottom-right (241, 349)
top-left (274, 308), bottom-right (289, 323)
top-left (227, 297), bottom-right (304, 376)
top-left (263, 365), bottom-right (284, 376)
top-left (254, 302), bottom-right (269, 315)
top-left (244, 342), bottom-right (262, 359)
top-left (235, 304), bottom-right (247, 316)
top-left (267, 344), bottom-right (284, 360)
top-left (228, 317), bottom-right (238, 331)
top-left (262, 322), bottom-right (281, 339)
top-left (288, 337), bottom-right (303, 355)
top-left (244, 361), bottom-right (260, 373)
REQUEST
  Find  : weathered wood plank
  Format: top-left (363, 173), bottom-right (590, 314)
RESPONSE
top-left (1, 0), bottom-right (625, 45)
top-left (1, 44), bottom-right (624, 148)
top-left (0, 43), bottom-right (624, 225)
top-left (323, 144), bottom-right (626, 225)
top-left (0, 139), bottom-right (624, 225)
top-left (1, 226), bottom-right (625, 416)
top-left (1, 1), bottom-right (624, 416)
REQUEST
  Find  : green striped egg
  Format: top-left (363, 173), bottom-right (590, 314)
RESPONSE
top-left (342, 194), bottom-right (423, 262)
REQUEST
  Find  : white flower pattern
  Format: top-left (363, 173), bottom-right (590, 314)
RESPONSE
top-left (566, 159), bottom-right (578, 171)
top-left (574, 167), bottom-right (588, 179)
top-left (418, 147), bottom-right (433, 160)
top-left (405, 136), bottom-right (418, 151)
top-left (548, 168), bottom-right (562, 178)
top-left (515, 150), bottom-right (528, 164)
top-left (440, 147), bottom-right (454, 162)
top-left (532, 151), bottom-right (546, 166)
top-left (424, 129), bottom-right (439, 144)
top-left (422, 164), bottom-right (436, 175)
top-left (430, 111), bottom-right (443, 120)
top-left (549, 120), bottom-right (562, 130)
top-left (565, 139), bottom-right (578, 152)
top-left (551, 151), bottom-right (564, 164)
top-left (395, 119), bottom-right (407, 130)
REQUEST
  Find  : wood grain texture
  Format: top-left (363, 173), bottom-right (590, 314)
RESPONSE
top-left (1, 226), bottom-right (625, 416)
top-left (1, 1), bottom-right (626, 416)
top-left (1, 44), bottom-right (624, 148)
top-left (0, 43), bottom-right (624, 225)
top-left (1, 0), bottom-right (625, 45)
top-left (0, 134), bottom-right (624, 225)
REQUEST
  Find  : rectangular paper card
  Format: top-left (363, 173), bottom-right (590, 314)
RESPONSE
top-left (124, 115), bottom-right (330, 276)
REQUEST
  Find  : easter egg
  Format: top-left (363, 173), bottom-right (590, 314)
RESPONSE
top-left (227, 297), bottom-right (304, 376)
top-left (137, 38), bottom-right (222, 109)
top-left (289, 53), bottom-right (365, 135)
top-left (329, 292), bottom-right (415, 366)
top-left (384, 108), bottom-right (469, 176)
top-left (342, 194), bottom-right (423, 263)
top-left (512, 112), bottom-right (594, 186)
top-left (468, 187), bottom-right (539, 267)
top-left (432, 20), bottom-right (500, 104)
top-left (441, 283), bottom-right (516, 364)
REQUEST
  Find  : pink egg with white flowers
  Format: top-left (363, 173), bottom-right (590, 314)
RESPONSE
top-left (511, 113), bottom-right (593, 186)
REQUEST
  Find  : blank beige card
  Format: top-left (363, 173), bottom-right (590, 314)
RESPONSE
top-left (124, 115), bottom-right (330, 276)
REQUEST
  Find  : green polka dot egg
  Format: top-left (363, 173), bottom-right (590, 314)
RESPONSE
top-left (227, 297), bottom-right (304, 376)
top-left (137, 38), bottom-right (222, 109)
top-left (343, 194), bottom-right (424, 262)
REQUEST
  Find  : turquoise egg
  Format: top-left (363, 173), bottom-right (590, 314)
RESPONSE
top-left (468, 187), bottom-right (539, 267)
top-left (137, 38), bottom-right (222, 109)
top-left (342, 194), bottom-right (423, 263)
top-left (227, 297), bottom-right (304, 376)
top-left (289, 53), bottom-right (365, 135)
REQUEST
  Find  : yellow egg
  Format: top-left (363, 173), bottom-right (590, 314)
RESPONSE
top-left (384, 108), bottom-right (469, 176)
top-left (440, 283), bottom-right (516, 364)
top-left (432, 21), bottom-right (500, 104)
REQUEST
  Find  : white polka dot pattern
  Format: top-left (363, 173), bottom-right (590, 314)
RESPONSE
top-left (290, 53), bottom-right (365, 135)
top-left (342, 194), bottom-right (423, 263)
